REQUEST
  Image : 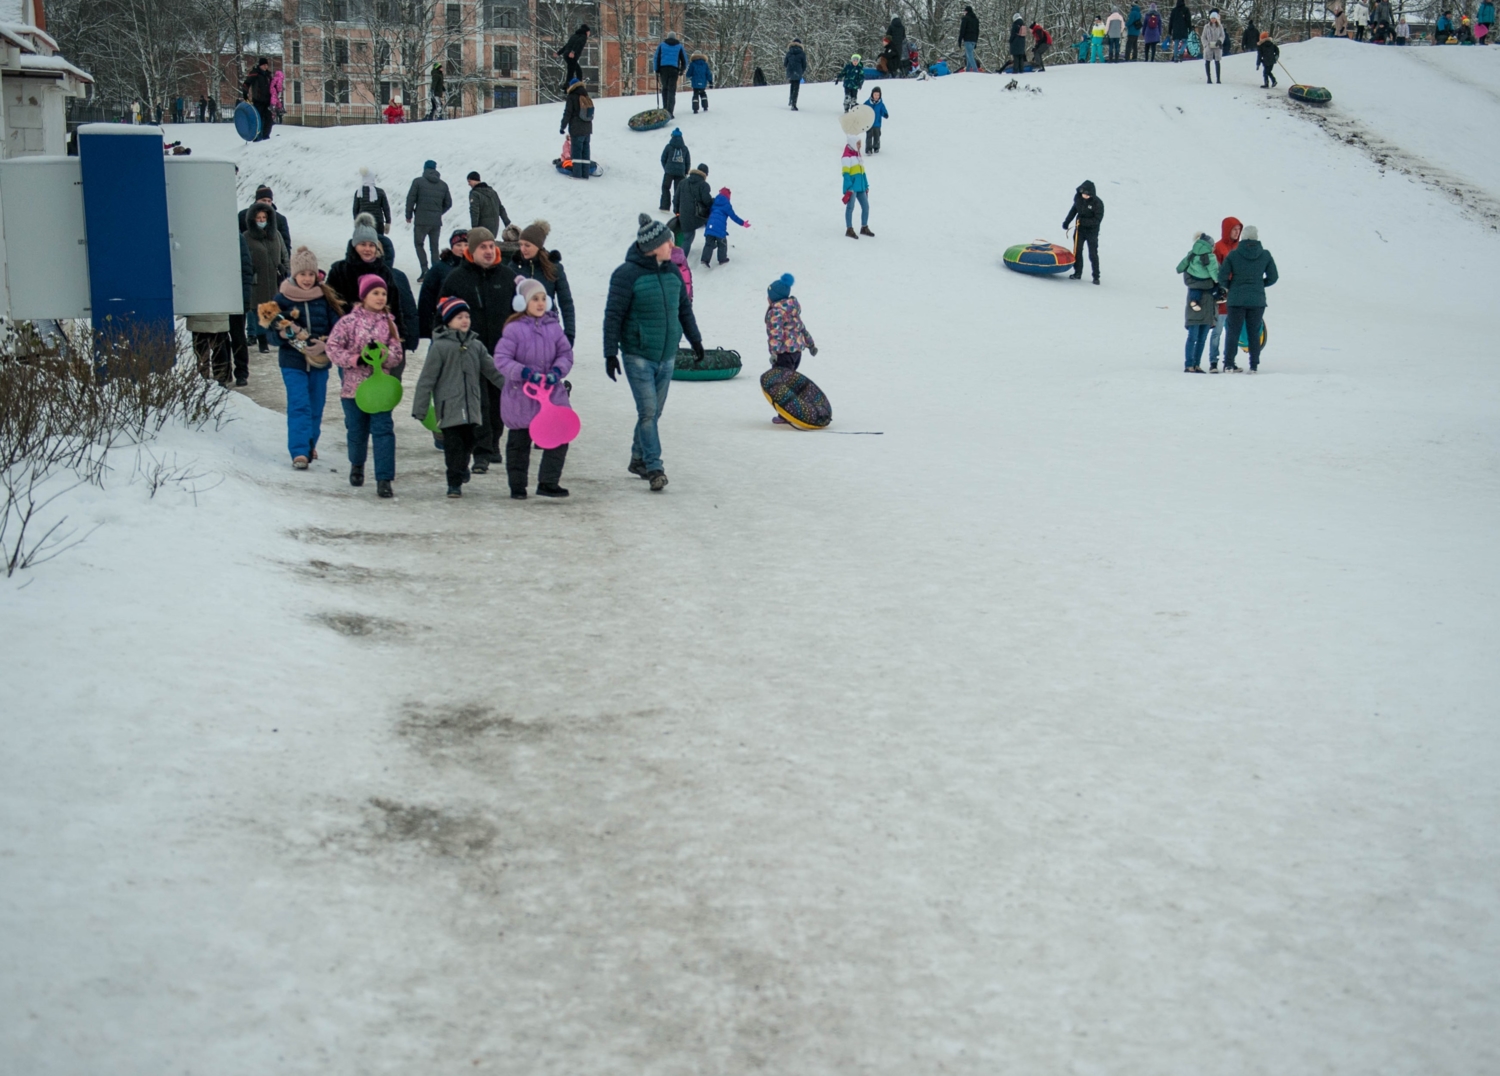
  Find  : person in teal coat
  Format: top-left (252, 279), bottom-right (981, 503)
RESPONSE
top-left (1216, 224), bottom-right (1278, 372)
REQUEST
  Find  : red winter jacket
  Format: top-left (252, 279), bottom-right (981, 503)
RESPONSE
top-left (1213, 216), bottom-right (1241, 314)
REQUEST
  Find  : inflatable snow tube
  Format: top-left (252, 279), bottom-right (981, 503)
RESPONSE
top-left (673, 347), bottom-right (742, 381)
top-left (233, 101), bottom-right (261, 142)
top-left (552, 158), bottom-right (603, 177)
top-left (628, 108), bottom-right (671, 132)
top-left (1288, 84), bottom-right (1332, 105)
top-left (839, 104), bottom-right (876, 136)
top-left (760, 367), bottom-right (832, 430)
top-left (1237, 321), bottom-right (1268, 353)
top-left (1003, 240), bottom-right (1076, 275)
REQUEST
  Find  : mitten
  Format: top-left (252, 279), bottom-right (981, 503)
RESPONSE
top-left (545, 370), bottom-right (561, 386)
top-left (522, 366), bottom-right (535, 383)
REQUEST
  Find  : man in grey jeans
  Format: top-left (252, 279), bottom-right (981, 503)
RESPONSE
top-left (405, 159), bottom-right (452, 278)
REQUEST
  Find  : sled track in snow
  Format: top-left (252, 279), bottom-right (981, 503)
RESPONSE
top-left (1278, 98), bottom-right (1500, 231)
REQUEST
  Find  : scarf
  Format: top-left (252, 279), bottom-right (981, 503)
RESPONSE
top-left (279, 278), bottom-right (324, 302)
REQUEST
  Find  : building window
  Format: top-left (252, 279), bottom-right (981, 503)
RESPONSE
top-left (620, 14), bottom-right (634, 37)
top-left (447, 41), bottom-right (463, 73)
top-left (648, 15), bottom-right (661, 37)
top-left (624, 54), bottom-right (634, 78)
top-left (293, 79), bottom-right (302, 105)
top-left (324, 37), bottom-right (349, 66)
top-left (331, 0), bottom-right (347, 20)
top-left (377, 41), bottom-right (390, 66)
top-left (379, 80), bottom-right (391, 103)
top-left (488, 4), bottom-right (516, 28)
top-left (446, 3), bottom-right (461, 28)
top-left (291, 39), bottom-right (301, 65)
top-left (493, 84), bottom-right (518, 108)
top-left (493, 44), bottom-right (517, 74)
top-left (323, 78), bottom-right (350, 103)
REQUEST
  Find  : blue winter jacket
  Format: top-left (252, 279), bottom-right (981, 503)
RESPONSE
top-left (704, 193), bottom-right (745, 238)
top-left (687, 56), bottom-right (713, 89)
top-left (1128, 4), bottom-right (1144, 32)
top-left (864, 97), bottom-right (889, 128)
top-left (274, 288), bottom-right (340, 372)
top-left (1479, 2), bottom-right (1495, 23)
top-left (653, 40), bottom-right (687, 71)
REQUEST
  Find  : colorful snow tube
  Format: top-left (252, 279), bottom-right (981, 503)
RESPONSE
top-left (1003, 240), bottom-right (1076, 275)
top-left (1237, 320), bottom-right (1268, 353)
top-left (628, 108), bottom-right (671, 131)
top-left (674, 347), bottom-right (742, 381)
top-left (553, 158), bottom-right (603, 177)
top-left (761, 367), bottom-right (832, 429)
top-left (1288, 84), bottom-right (1333, 105)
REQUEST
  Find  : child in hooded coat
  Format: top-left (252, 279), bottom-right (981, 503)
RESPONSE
top-left (1175, 233), bottom-right (1220, 310)
top-left (493, 277), bottom-right (575, 498)
top-left (325, 274), bottom-right (405, 496)
top-left (863, 87), bottom-right (889, 154)
top-left (413, 295), bottom-right (507, 497)
top-left (764, 273), bottom-right (818, 424)
top-left (687, 52), bottom-right (713, 112)
top-left (701, 187), bottom-right (748, 267)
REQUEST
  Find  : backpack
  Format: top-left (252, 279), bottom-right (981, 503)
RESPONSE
top-left (668, 146), bottom-right (686, 168)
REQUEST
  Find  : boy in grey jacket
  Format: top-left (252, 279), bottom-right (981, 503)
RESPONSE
top-left (412, 295), bottom-right (506, 495)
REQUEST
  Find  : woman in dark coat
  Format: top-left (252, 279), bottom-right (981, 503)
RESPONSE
top-left (1168, 0), bottom-right (1193, 59)
top-left (242, 202), bottom-right (288, 351)
top-left (509, 221), bottom-right (577, 345)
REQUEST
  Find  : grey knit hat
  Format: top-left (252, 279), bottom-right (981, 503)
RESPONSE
top-left (351, 212), bottom-right (380, 246)
top-left (635, 212), bottom-right (672, 252)
top-left (1241, 224), bottom-right (1259, 241)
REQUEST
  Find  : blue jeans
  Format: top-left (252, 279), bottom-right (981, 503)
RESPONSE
top-left (963, 40), bottom-right (977, 70)
top-left (623, 353), bottom-right (674, 472)
top-left (281, 366), bottom-right (329, 460)
top-left (340, 397), bottom-right (396, 480)
top-left (1208, 312), bottom-right (1227, 363)
top-left (1184, 324), bottom-right (1211, 369)
top-left (844, 189), bottom-right (869, 228)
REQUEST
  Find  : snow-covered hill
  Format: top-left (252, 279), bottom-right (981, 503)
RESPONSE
top-left (3, 40), bottom-right (1499, 1074)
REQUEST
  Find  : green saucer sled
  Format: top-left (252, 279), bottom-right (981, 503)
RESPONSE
top-left (354, 341), bottom-right (403, 414)
top-left (673, 347), bottom-right (742, 381)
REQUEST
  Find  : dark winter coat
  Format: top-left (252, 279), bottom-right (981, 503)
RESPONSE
top-left (1010, 17), bottom-right (1029, 56)
top-left (653, 39), bottom-right (687, 72)
top-left (510, 250), bottom-right (576, 343)
top-left (839, 62), bottom-right (865, 93)
top-left (242, 219), bottom-right (288, 306)
top-left (674, 170), bottom-right (714, 232)
top-left (352, 187), bottom-right (391, 233)
top-left (687, 55), bottom-right (713, 89)
top-left (1241, 20), bottom-right (1259, 48)
top-left (238, 203), bottom-right (290, 252)
top-left (405, 167), bottom-right (452, 227)
top-left (438, 257), bottom-right (520, 352)
top-left (603, 244), bottom-right (702, 363)
top-left (326, 243), bottom-right (406, 334)
top-left (239, 233), bottom-right (254, 311)
top-left (1168, 0), bottom-right (1192, 38)
top-left (1256, 38), bottom-right (1280, 69)
top-left (1063, 180), bottom-right (1104, 235)
top-left (468, 182), bottom-right (508, 233)
top-left (431, 66), bottom-right (445, 95)
top-left (411, 326), bottom-right (505, 428)
top-left (1217, 239), bottom-right (1278, 308)
top-left (784, 44), bottom-right (807, 81)
top-left (887, 16), bottom-right (907, 52)
top-left (558, 26), bottom-right (589, 61)
top-left (1184, 276), bottom-right (1217, 328)
top-left (388, 264), bottom-right (419, 356)
top-left (418, 249), bottom-right (463, 338)
top-left (243, 67), bottom-right (272, 105)
top-left (661, 132), bottom-right (691, 177)
top-left (960, 8), bottom-right (981, 43)
top-left (274, 287), bottom-right (341, 371)
top-left (561, 83), bottom-right (594, 136)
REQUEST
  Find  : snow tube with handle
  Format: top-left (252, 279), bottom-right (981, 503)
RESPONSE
top-left (1237, 320), bottom-right (1268, 353)
top-left (760, 367), bottom-right (832, 429)
top-left (673, 347), bottom-right (742, 381)
top-left (628, 108), bottom-right (671, 131)
top-left (233, 101), bottom-right (261, 142)
top-left (553, 158), bottom-right (603, 177)
top-left (1288, 84), bottom-right (1332, 105)
top-left (1003, 240), bottom-right (1076, 275)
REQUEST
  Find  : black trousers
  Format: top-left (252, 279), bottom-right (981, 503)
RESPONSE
top-left (864, 126), bottom-right (881, 153)
top-left (563, 56), bottom-right (583, 90)
top-left (507, 427), bottom-right (567, 491)
top-left (1144, 41), bottom-right (1159, 61)
top-left (474, 379), bottom-right (502, 463)
top-left (700, 235), bottom-right (728, 265)
top-left (442, 423), bottom-right (477, 486)
top-left (1125, 35), bottom-right (1139, 59)
top-left (661, 172), bottom-right (681, 210)
top-left (1223, 305), bottom-right (1266, 369)
top-left (789, 80), bottom-right (800, 107)
top-left (691, 87), bottom-right (708, 111)
top-left (253, 102), bottom-right (273, 141)
top-left (1072, 231), bottom-right (1100, 281)
top-left (1033, 42), bottom-right (1050, 69)
top-left (227, 314), bottom-right (250, 380)
top-left (659, 69), bottom-right (679, 114)
top-left (773, 351), bottom-right (802, 371)
top-left (571, 134), bottom-right (591, 178)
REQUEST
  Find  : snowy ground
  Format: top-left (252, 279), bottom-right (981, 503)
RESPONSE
top-left (3, 40), bottom-right (1499, 1073)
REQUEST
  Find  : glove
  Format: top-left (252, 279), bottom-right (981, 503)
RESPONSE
top-left (606, 355), bottom-right (621, 381)
top-left (1062, 222), bottom-right (1069, 230)
top-left (842, 191), bottom-right (852, 205)
top-left (741, 220), bottom-right (751, 228)
top-left (691, 341), bottom-right (705, 362)
top-left (545, 370), bottom-right (561, 386)
top-left (808, 345), bottom-right (818, 357)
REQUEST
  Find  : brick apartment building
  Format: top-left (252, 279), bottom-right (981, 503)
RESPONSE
top-left (281, 0), bottom-right (686, 125)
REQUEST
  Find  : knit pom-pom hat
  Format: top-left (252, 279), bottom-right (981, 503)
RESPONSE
top-left (767, 273), bottom-right (794, 302)
top-left (289, 245), bottom-right (319, 277)
top-left (635, 212), bottom-right (673, 251)
top-left (519, 220), bottom-right (551, 248)
top-left (436, 295), bottom-right (470, 323)
top-left (351, 212), bottom-right (381, 247)
top-left (511, 276), bottom-right (552, 312)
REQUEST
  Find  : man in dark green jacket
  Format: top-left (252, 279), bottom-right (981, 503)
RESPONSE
top-left (603, 213), bottom-right (705, 491)
top-left (1217, 224), bottom-right (1278, 372)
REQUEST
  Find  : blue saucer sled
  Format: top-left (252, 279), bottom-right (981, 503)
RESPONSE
top-left (1003, 240), bottom-right (1076, 276)
top-left (233, 101), bottom-right (260, 142)
top-left (552, 158), bottom-right (603, 177)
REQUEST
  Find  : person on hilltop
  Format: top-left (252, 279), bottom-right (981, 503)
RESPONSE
top-left (1009, 13), bottom-right (1031, 72)
top-left (411, 296), bottom-right (506, 498)
top-left (405, 159), bottom-right (452, 278)
top-left (1143, 3), bottom-right (1164, 60)
top-left (466, 171), bottom-right (510, 235)
top-left (1208, 215), bottom-right (1240, 371)
top-left (672, 162), bottom-right (714, 255)
top-left (427, 62), bottom-right (445, 120)
top-left (561, 78), bottom-right (595, 179)
top-left (274, 247), bottom-right (345, 467)
top-left (1106, 8), bottom-right (1126, 61)
top-left (493, 277), bottom-right (576, 499)
top-left (1062, 179), bottom-right (1103, 284)
top-left (1202, 9), bottom-right (1225, 82)
top-left (325, 275), bottom-right (404, 498)
top-left (1126, 3), bottom-right (1144, 58)
top-left (508, 220), bottom-right (577, 347)
top-left (1168, 0), bottom-right (1193, 59)
top-left (863, 87), bottom-right (889, 154)
top-left (438, 226), bottom-right (519, 475)
top-left (887, 13), bottom-right (909, 74)
top-left (1478, 0), bottom-right (1495, 43)
top-left (784, 37), bottom-right (807, 110)
top-left (241, 57), bottom-right (274, 141)
top-left (602, 214), bottom-right (705, 493)
top-left (1240, 16), bottom-right (1259, 50)
top-left (557, 24), bottom-right (590, 90)
top-left (418, 229), bottom-right (469, 339)
top-left (1349, 0), bottom-right (1369, 40)
top-left (243, 202), bottom-right (288, 354)
top-left (1216, 224), bottom-right (1277, 373)
top-left (660, 127), bottom-right (691, 211)
top-left (687, 51), bottom-right (713, 112)
top-left (1090, 16), bottom-right (1107, 62)
top-left (653, 32), bottom-right (687, 117)
top-left (353, 168), bottom-right (392, 235)
top-left (960, 5), bottom-right (981, 71)
top-left (383, 95), bottom-right (404, 124)
top-left (1256, 31), bottom-right (1280, 88)
top-left (842, 136), bottom-right (872, 239)
top-left (700, 187), bottom-right (749, 268)
top-left (839, 54), bottom-right (865, 111)
top-left (1031, 20), bottom-right (1053, 70)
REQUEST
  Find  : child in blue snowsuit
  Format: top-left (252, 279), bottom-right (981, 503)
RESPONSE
top-left (687, 52), bottom-right (713, 113)
top-left (863, 87), bottom-right (889, 154)
top-left (700, 187), bottom-right (748, 267)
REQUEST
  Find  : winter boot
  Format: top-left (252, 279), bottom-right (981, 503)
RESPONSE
top-left (860, 225), bottom-right (875, 237)
top-left (537, 483), bottom-right (570, 497)
top-left (845, 227), bottom-right (858, 239)
top-left (628, 458), bottom-right (649, 478)
top-left (1223, 360), bottom-right (1242, 372)
top-left (293, 455), bottom-right (309, 470)
top-left (349, 466), bottom-right (365, 487)
top-left (1209, 361), bottom-right (1220, 373)
top-left (1205, 61), bottom-right (1212, 83)
top-left (377, 480), bottom-right (393, 498)
top-left (471, 460), bottom-right (489, 474)
top-left (647, 470), bottom-right (669, 492)
top-left (510, 487), bottom-right (527, 500)
top-left (1215, 60), bottom-right (1222, 82)
top-left (447, 485), bottom-right (462, 498)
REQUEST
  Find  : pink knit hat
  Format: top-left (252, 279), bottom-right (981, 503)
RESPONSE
top-left (357, 274), bottom-right (386, 300)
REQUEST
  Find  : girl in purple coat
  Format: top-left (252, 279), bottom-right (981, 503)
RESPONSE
top-left (493, 277), bottom-right (575, 498)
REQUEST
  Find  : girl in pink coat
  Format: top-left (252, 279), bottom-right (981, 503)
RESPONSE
top-left (493, 277), bottom-right (574, 498)
top-left (325, 274), bottom-right (404, 496)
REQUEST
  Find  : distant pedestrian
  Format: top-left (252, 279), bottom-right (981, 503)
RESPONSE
top-left (700, 187), bottom-right (748, 267)
top-left (842, 137), bottom-right (872, 238)
top-left (560, 78), bottom-right (595, 180)
top-left (1010, 14), bottom-right (1031, 72)
top-left (863, 87), bottom-right (888, 154)
top-left (653, 32), bottom-right (687, 117)
top-left (242, 57), bottom-right (274, 141)
top-left (557, 24), bottom-right (590, 91)
top-left (466, 171), bottom-right (509, 234)
top-left (405, 159), bottom-right (452, 277)
top-left (660, 127), bottom-right (691, 210)
top-left (1031, 22), bottom-right (1053, 69)
top-left (784, 38), bottom-right (807, 109)
top-left (1062, 179), bottom-right (1103, 284)
top-left (1216, 224), bottom-right (1276, 372)
top-left (428, 62), bottom-right (445, 119)
top-left (839, 53), bottom-right (865, 110)
top-left (1168, 0), bottom-right (1192, 59)
top-left (1202, 10), bottom-right (1225, 82)
top-left (1126, 3), bottom-right (1143, 58)
top-left (1143, 3), bottom-right (1164, 59)
top-left (353, 168), bottom-right (392, 235)
top-left (960, 4), bottom-right (981, 71)
top-left (673, 163), bottom-right (713, 255)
